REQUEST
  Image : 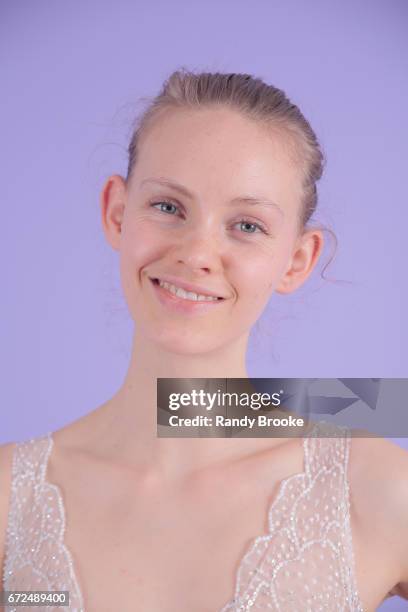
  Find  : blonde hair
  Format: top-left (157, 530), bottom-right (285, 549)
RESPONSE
top-left (125, 68), bottom-right (326, 234)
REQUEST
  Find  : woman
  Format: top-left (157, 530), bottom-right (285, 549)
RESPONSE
top-left (1, 69), bottom-right (408, 611)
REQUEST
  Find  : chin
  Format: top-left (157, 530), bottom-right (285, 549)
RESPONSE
top-left (146, 326), bottom-right (228, 357)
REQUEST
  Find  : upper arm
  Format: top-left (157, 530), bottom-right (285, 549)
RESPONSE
top-left (349, 434), bottom-right (408, 599)
top-left (382, 440), bottom-right (408, 598)
top-left (0, 442), bottom-right (15, 612)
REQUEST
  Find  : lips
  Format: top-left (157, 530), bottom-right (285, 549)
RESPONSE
top-left (148, 275), bottom-right (227, 300)
top-left (149, 277), bottom-right (227, 314)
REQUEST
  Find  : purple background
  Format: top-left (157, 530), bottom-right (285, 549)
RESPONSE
top-left (1, 2), bottom-right (407, 608)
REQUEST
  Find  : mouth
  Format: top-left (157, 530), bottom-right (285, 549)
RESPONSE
top-left (149, 278), bottom-right (225, 302)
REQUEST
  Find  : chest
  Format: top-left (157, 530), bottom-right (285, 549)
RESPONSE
top-left (63, 471), bottom-right (276, 612)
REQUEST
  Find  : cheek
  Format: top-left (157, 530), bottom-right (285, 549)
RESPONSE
top-left (235, 253), bottom-right (285, 304)
top-left (226, 268), bottom-right (271, 327)
top-left (121, 220), bottom-right (165, 276)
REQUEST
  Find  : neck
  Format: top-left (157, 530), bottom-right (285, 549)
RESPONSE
top-left (97, 327), bottom-right (284, 482)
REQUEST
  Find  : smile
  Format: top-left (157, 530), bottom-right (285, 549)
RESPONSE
top-left (150, 278), bottom-right (224, 302)
top-left (149, 277), bottom-right (226, 315)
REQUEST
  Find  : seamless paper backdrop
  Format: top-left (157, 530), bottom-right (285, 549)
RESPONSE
top-left (1, 2), bottom-right (407, 608)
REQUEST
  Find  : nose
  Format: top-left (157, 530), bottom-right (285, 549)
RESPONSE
top-left (173, 226), bottom-right (223, 274)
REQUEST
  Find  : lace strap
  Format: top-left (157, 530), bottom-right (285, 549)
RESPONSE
top-left (305, 420), bottom-right (363, 610)
top-left (304, 420), bottom-right (349, 479)
top-left (3, 433), bottom-right (85, 611)
top-left (3, 434), bottom-right (52, 582)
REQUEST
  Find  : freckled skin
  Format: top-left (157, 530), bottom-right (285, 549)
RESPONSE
top-left (102, 107), bottom-right (324, 355)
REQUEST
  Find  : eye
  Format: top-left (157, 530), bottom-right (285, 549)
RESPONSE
top-left (234, 218), bottom-right (268, 235)
top-left (151, 200), bottom-right (181, 215)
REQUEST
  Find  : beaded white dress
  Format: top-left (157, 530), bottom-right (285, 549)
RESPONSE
top-left (2, 421), bottom-right (364, 611)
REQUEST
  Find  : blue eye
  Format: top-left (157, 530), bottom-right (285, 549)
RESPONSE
top-left (235, 219), bottom-right (267, 234)
top-left (151, 201), bottom-right (179, 215)
top-left (150, 201), bottom-right (268, 235)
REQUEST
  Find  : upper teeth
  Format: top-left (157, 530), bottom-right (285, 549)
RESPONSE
top-left (158, 280), bottom-right (220, 301)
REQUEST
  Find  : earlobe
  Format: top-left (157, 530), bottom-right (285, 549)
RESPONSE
top-left (100, 174), bottom-right (127, 251)
top-left (274, 270), bottom-right (301, 295)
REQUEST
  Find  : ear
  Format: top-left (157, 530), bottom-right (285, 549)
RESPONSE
top-left (100, 174), bottom-right (127, 251)
top-left (275, 228), bottom-right (324, 294)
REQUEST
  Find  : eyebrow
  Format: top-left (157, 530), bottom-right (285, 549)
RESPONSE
top-left (140, 177), bottom-right (284, 216)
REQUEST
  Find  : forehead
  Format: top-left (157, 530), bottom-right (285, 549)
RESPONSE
top-left (132, 107), bottom-right (303, 212)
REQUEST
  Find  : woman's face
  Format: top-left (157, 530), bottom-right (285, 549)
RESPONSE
top-left (104, 107), bottom-right (320, 355)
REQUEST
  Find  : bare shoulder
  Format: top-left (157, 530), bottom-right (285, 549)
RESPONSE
top-left (51, 400), bottom-right (114, 457)
top-left (348, 433), bottom-right (408, 598)
top-left (348, 434), bottom-right (408, 523)
top-left (0, 440), bottom-right (17, 601)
